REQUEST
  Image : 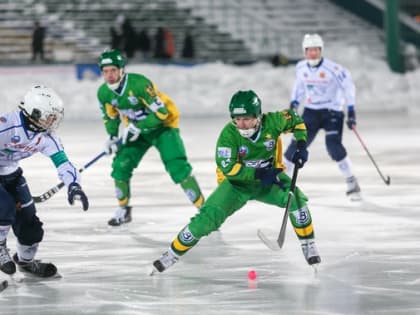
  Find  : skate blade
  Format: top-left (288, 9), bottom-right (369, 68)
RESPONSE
top-left (15, 272), bottom-right (62, 283)
top-left (348, 192), bottom-right (362, 202)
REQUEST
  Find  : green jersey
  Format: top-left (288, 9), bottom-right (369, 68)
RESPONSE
top-left (97, 73), bottom-right (179, 137)
top-left (216, 109), bottom-right (307, 184)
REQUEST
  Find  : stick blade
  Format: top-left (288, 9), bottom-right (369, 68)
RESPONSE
top-left (257, 229), bottom-right (281, 251)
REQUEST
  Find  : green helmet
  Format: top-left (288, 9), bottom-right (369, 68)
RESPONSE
top-left (98, 49), bottom-right (125, 69)
top-left (229, 90), bottom-right (262, 118)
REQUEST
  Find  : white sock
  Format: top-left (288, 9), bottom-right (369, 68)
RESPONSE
top-left (16, 241), bottom-right (38, 262)
top-left (0, 225), bottom-right (11, 243)
top-left (336, 156), bottom-right (355, 179)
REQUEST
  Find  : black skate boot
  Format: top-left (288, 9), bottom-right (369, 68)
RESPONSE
top-left (13, 253), bottom-right (57, 278)
top-left (301, 239), bottom-right (321, 265)
top-left (108, 206), bottom-right (132, 226)
top-left (0, 240), bottom-right (16, 275)
top-left (151, 251), bottom-right (179, 275)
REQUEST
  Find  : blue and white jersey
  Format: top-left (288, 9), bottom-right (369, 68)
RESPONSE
top-left (0, 110), bottom-right (80, 186)
top-left (291, 58), bottom-right (355, 111)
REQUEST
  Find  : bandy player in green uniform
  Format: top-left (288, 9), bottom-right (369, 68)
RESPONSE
top-left (97, 49), bottom-right (204, 226)
top-left (152, 90), bottom-right (321, 273)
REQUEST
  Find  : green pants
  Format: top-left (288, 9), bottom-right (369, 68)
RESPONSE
top-left (111, 127), bottom-right (192, 183)
top-left (111, 127), bottom-right (194, 205)
top-left (170, 172), bottom-right (314, 256)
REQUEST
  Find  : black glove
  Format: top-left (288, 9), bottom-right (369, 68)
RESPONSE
top-left (255, 167), bottom-right (283, 187)
top-left (290, 100), bottom-right (299, 111)
top-left (292, 140), bottom-right (308, 169)
top-left (68, 182), bottom-right (89, 211)
top-left (346, 107), bottom-right (356, 130)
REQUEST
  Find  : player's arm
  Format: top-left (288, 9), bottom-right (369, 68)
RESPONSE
top-left (290, 65), bottom-right (305, 110)
top-left (97, 89), bottom-right (120, 138)
top-left (215, 127), bottom-right (256, 182)
top-left (134, 83), bottom-right (169, 132)
top-left (278, 109), bottom-right (307, 143)
top-left (40, 134), bottom-right (89, 210)
top-left (335, 65), bottom-right (357, 129)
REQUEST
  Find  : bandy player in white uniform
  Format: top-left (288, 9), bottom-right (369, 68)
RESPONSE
top-left (283, 34), bottom-right (361, 199)
top-left (0, 85), bottom-right (88, 278)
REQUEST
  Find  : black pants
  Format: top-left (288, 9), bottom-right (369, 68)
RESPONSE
top-left (0, 168), bottom-right (44, 246)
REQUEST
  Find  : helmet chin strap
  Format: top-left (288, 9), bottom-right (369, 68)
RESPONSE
top-left (106, 69), bottom-right (125, 90)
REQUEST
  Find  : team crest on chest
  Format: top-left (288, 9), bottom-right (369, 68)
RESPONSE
top-left (238, 145), bottom-right (248, 156)
top-left (111, 99), bottom-right (119, 106)
top-left (11, 135), bottom-right (20, 143)
top-left (128, 90), bottom-right (139, 105)
top-left (263, 139), bottom-right (275, 151)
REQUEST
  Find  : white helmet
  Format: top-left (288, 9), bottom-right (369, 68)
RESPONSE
top-left (302, 34), bottom-right (323, 66)
top-left (19, 85), bottom-right (64, 132)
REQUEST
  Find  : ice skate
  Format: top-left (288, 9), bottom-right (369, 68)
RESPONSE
top-left (150, 250), bottom-right (179, 275)
top-left (13, 253), bottom-right (57, 278)
top-left (0, 240), bottom-right (16, 275)
top-left (301, 239), bottom-right (321, 266)
top-left (346, 176), bottom-right (361, 201)
top-left (108, 206), bottom-right (132, 226)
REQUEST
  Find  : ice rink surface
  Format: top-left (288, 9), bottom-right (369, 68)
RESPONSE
top-left (1, 112), bottom-right (419, 315)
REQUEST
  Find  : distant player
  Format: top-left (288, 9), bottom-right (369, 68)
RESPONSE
top-left (283, 34), bottom-right (361, 199)
top-left (97, 49), bottom-right (204, 226)
top-left (0, 85), bottom-right (89, 277)
top-left (152, 90), bottom-right (321, 274)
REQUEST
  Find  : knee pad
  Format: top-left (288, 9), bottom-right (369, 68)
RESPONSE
top-left (326, 134), bottom-right (347, 161)
top-left (166, 158), bottom-right (192, 183)
top-left (13, 210), bottom-right (44, 245)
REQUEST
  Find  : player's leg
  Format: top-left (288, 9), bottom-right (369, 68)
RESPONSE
top-left (109, 140), bottom-right (150, 226)
top-left (322, 110), bottom-right (361, 198)
top-left (8, 169), bottom-right (57, 277)
top-left (283, 108), bottom-right (321, 176)
top-left (255, 173), bottom-right (321, 265)
top-left (0, 178), bottom-right (17, 275)
top-left (155, 127), bottom-right (204, 209)
top-left (152, 180), bottom-right (249, 273)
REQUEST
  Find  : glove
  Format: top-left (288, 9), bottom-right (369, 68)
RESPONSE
top-left (122, 123), bottom-right (141, 144)
top-left (292, 140), bottom-right (308, 169)
top-left (104, 136), bottom-right (119, 155)
top-left (346, 106), bottom-right (356, 130)
top-left (68, 182), bottom-right (89, 211)
top-left (290, 100), bottom-right (299, 111)
top-left (255, 167), bottom-right (283, 187)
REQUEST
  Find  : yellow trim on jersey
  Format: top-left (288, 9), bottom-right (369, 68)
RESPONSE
top-left (294, 122), bottom-right (306, 130)
top-left (105, 103), bottom-right (119, 119)
top-left (173, 238), bottom-right (192, 252)
top-left (226, 163), bottom-right (242, 176)
top-left (294, 224), bottom-right (314, 237)
top-left (275, 137), bottom-right (285, 169)
top-left (216, 167), bottom-right (225, 184)
top-left (157, 90), bottom-right (179, 128)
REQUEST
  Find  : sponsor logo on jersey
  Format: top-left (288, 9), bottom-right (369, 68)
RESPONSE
top-left (11, 135), bottom-right (20, 143)
top-left (217, 147), bottom-right (231, 158)
top-left (0, 116), bottom-right (6, 123)
top-left (263, 139), bottom-right (275, 151)
top-left (320, 72), bottom-right (325, 78)
top-left (128, 93), bottom-right (139, 105)
top-left (111, 99), bottom-right (119, 106)
top-left (244, 157), bottom-right (273, 168)
top-left (238, 145), bottom-right (248, 156)
top-left (304, 72), bottom-right (308, 78)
